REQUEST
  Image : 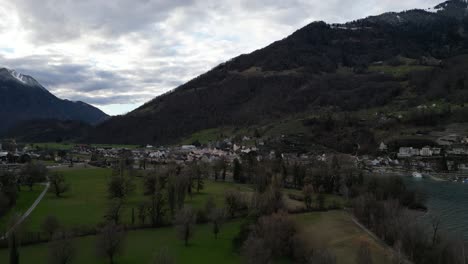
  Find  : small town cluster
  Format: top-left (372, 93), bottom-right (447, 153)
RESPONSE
top-left (2, 132), bottom-right (468, 180)
top-left (363, 134), bottom-right (468, 180)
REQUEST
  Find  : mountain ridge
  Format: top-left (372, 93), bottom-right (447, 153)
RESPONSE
top-left (82, 1), bottom-right (468, 150)
top-left (0, 68), bottom-right (109, 135)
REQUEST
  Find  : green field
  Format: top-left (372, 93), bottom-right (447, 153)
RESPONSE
top-left (0, 220), bottom-right (243, 264)
top-left (0, 211), bottom-right (393, 264)
top-left (23, 168), bottom-right (117, 231)
top-left (22, 167), bottom-right (253, 232)
top-left (185, 181), bottom-right (252, 209)
top-left (0, 185), bottom-right (45, 233)
top-left (7, 166), bottom-right (346, 232)
top-left (0, 167), bottom-right (393, 263)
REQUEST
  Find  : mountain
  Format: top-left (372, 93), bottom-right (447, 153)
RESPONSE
top-left (89, 0), bottom-right (468, 151)
top-left (5, 119), bottom-right (92, 143)
top-left (0, 68), bottom-right (108, 134)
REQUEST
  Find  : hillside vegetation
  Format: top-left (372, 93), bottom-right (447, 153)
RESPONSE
top-left (89, 1), bottom-right (468, 150)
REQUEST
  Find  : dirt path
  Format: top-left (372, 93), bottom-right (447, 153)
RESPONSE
top-left (1, 182), bottom-right (50, 240)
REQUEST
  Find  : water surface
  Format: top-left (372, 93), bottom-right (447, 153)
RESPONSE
top-left (405, 177), bottom-right (468, 240)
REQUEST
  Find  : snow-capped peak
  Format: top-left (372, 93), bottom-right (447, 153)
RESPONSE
top-left (7, 69), bottom-right (28, 84)
top-left (0, 68), bottom-right (48, 91)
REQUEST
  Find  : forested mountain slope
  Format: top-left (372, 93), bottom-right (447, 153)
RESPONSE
top-left (89, 0), bottom-right (468, 149)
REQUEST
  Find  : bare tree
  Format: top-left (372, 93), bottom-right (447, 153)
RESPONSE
top-left (210, 208), bottom-right (224, 239)
top-left (20, 162), bottom-right (47, 191)
top-left (255, 211), bottom-right (297, 257)
top-left (242, 211), bottom-right (298, 263)
top-left (430, 214), bottom-right (441, 247)
top-left (143, 173), bottom-right (159, 196)
top-left (151, 247), bottom-right (175, 264)
top-left (49, 172), bottom-right (70, 198)
top-left (250, 183), bottom-right (284, 216)
top-left (174, 206), bottom-right (197, 246)
top-left (356, 242), bottom-right (373, 264)
top-left (317, 193), bottom-right (326, 210)
top-left (224, 189), bottom-right (244, 218)
top-left (204, 196), bottom-right (216, 216)
top-left (105, 198), bottom-right (124, 224)
top-left (193, 163), bottom-right (205, 193)
top-left (242, 236), bottom-right (271, 264)
top-left (108, 159), bottom-right (135, 199)
top-left (48, 231), bottom-right (75, 264)
top-left (96, 223), bottom-right (126, 264)
top-left (252, 164), bottom-right (270, 193)
top-left (167, 166), bottom-right (189, 214)
top-left (149, 191), bottom-right (166, 227)
top-left (303, 184), bottom-right (314, 210)
top-left (41, 215), bottom-right (60, 239)
top-left (137, 202), bottom-right (148, 225)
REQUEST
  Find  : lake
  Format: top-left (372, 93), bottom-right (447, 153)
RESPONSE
top-left (405, 177), bottom-right (468, 240)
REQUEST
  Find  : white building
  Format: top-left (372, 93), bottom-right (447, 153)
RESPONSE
top-left (379, 142), bottom-right (388, 151)
top-left (420, 146), bottom-right (433, 157)
top-left (397, 147), bottom-right (419, 158)
top-left (432, 148), bottom-right (442, 155)
top-left (181, 145), bottom-right (196, 151)
top-left (447, 148), bottom-right (468, 155)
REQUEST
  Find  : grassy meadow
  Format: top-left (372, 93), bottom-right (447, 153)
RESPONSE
top-left (0, 220), bottom-right (243, 264)
top-left (0, 167), bottom-right (393, 263)
top-left (295, 211), bottom-right (392, 264)
top-left (0, 185), bottom-right (45, 233)
top-left (20, 167), bottom-right (254, 232)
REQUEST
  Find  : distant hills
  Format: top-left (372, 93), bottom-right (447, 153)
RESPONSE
top-left (0, 68), bottom-right (108, 136)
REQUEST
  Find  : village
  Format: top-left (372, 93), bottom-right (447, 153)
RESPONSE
top-left (2, 131), bottom-right (468, 183)
top-left (361, 134), bottom-right (468, 181)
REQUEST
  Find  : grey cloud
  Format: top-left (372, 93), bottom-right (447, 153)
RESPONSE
top-left (12, 0), bottom-right (197, 43)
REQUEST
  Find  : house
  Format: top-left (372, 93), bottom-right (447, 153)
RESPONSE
top-left (420, 146), bottom-right (433, 157)
top-left (0, 151), bottom-right (8, 161)
top-left (149, 150), bottom-right (166, 159)
top-left (447, 148), bottom-right (468, 155)
top-left (397, 147), bottom-right (419, 158)
top-left (379, 142), bottom-right (388, 151)
top-left (432, 148), bottom-right (442, 155)
top-left (437, 135), bottom-right (460, 146)
top-left (181, 145), bottom-right (196, 151)
top-left (462, 137), bottom-right (468, 144)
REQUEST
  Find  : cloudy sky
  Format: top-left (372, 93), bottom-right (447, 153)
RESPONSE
top-left (0, 0), bottom-right (441, 115)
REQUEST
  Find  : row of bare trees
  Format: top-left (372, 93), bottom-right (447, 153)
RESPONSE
top-left (351, 176), bottom-right (467, 264)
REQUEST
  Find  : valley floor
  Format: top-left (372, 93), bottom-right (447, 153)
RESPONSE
top-left (0, 167), bottom-right (393, 264)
